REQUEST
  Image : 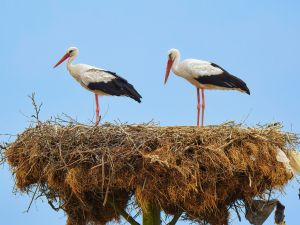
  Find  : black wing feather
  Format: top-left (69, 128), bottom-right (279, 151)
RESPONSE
top-left (87, 70), bottom-right (142, 102)
top-left (195, 63), bottom-right (250, 95)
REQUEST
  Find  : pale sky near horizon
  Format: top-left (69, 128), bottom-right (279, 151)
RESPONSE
top-left (1, 1), bottom-right (300, 225)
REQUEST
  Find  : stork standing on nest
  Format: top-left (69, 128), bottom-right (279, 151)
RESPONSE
top-left (164, 48), bottom-right (250, 127)
top-left (54, 47), bottom-right (142, 125)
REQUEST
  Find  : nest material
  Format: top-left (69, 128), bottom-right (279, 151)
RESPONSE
top-left (2, 122), bottom-right (298, 225)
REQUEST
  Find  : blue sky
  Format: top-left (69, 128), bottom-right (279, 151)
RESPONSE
top-left (1, 0), bottom-right (300, 224)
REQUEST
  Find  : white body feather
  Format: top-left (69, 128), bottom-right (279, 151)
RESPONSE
top-left (67, 60), bottom-right (115, 96)
top-left (169, 49), bottom-right (246, 92)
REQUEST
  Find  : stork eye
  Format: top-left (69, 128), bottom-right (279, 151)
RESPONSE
top-left (69, 50), bottom-right (74, 54)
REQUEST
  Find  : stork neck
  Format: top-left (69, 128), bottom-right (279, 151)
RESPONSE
top-left (67, 55), bottom-right (76, 71)
top-left (171, 53), bottom-right (180, 74)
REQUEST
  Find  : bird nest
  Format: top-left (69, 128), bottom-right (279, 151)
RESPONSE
top-left (1, 122), bottom-right (298, 225)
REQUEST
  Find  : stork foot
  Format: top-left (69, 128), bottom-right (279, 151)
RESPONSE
top-left (95, 115), bottom-right (101, 126)
top-left (201, 88), bottom-right (205, 127)
top-left (196, 88), bottom-right (201, 127)
top-left (197, 104), bottom-right (200, 127)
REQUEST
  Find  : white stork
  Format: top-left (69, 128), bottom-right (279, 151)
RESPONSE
top-left (53, 47), bottom-right (142, 125)
top-left (164, 48), bottom-right (250, 127)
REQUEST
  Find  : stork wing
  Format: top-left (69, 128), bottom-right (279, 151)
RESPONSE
top-left (81, 68), bottom-right (142, 102)
top-left (191, 62), bottom-right (250, 94)
top-left (185, 60), bottom-right (224, 77)
top-left (81, 68), bottom-right (116, 85)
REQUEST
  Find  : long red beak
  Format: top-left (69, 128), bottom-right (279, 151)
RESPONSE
top-left (53, 53), bottom-right (70, 68)
top-left (164, 57), bottom-right (173, 84)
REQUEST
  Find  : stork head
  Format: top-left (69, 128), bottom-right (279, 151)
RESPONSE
top-left (164, 48), bottom-right (179, 84)
top-left (53, 47), bottom-right (78, 68)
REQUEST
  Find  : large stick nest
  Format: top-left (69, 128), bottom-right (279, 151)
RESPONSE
top-left (2, 122), bottom-right (298, 225)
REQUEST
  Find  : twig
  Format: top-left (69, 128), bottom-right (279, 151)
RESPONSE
top-left (233, 203), bottom-right (241, 222)
top-left (48, 200), bottom-right (61, 212)
top-left (109, 199), bottom-right (140, 225)
top-left (102, 154), bottom-right (105, 194)
top-left (28, 93), bottom-right (43, 124)
top-left (24, 183), bottom-right (40, 213)
top-left (267, 188), bottom-right (273, 202)
top-left (167, 211), bottom-right (182, 225)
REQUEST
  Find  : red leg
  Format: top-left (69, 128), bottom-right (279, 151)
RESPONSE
top-left (197, 88), bottom-right (200, 127)
top-left (95, 94), bottom-right (100, 125)
top-left (201, 88), bottom-right (205, 127)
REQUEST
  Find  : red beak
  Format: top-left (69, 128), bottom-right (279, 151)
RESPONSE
top-left (164, 56), bottom-right (173, 84)
top-left (53, 53), bottom-right (70, 68)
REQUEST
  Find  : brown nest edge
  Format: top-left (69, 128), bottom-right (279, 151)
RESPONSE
top-left (1, 122), bottom-right (299, 225)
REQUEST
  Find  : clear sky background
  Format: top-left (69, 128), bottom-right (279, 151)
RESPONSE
top-left (1, 0), bottom-right (300, 224)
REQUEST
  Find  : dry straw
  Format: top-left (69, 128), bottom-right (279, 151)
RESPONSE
top-left (1, 121), bottom-right (298, 225)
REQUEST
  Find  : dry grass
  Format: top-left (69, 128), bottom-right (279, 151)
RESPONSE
top-left (1, 122), bottom-right (298, 225)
